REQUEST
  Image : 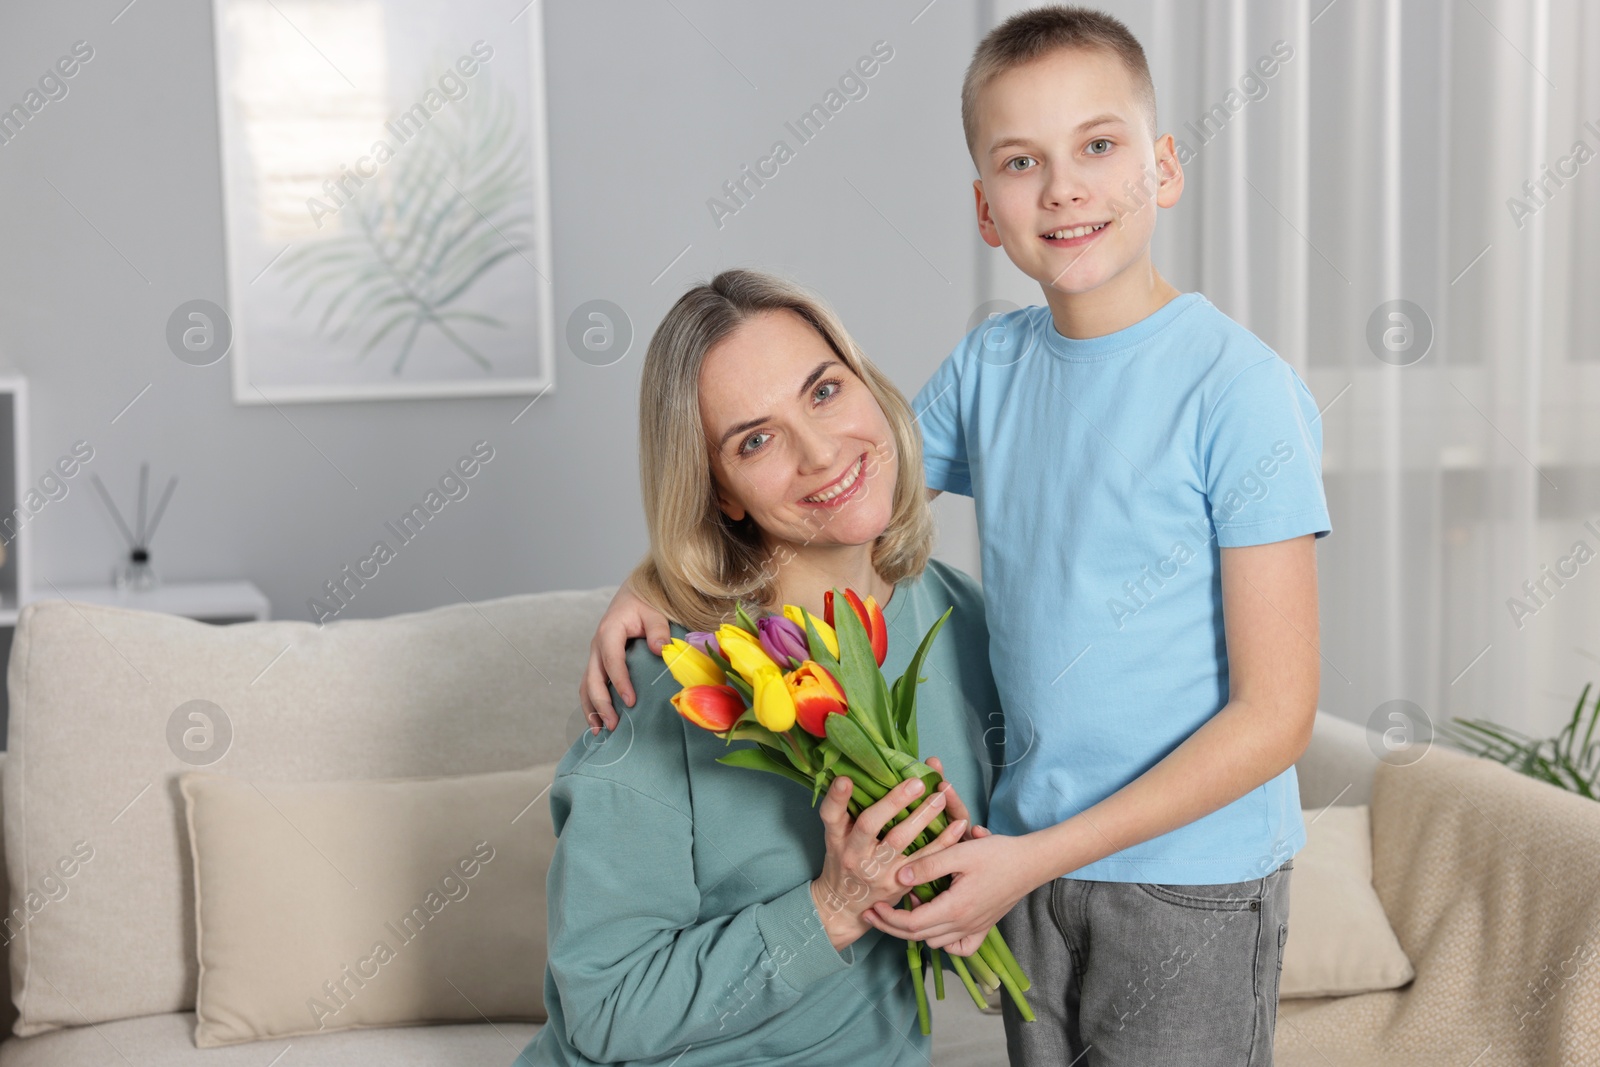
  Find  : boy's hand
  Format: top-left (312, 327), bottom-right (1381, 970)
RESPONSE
top-left (581, 583), bottom-right (671, 733)
top-left (861, 833), bottom-right (1045, 955)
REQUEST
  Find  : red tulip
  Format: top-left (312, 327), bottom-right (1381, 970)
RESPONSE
top-left (828, 588), bottom-right (888, 666)
top-left (786, 661), bottom-right (847, 737)
top-left (670, 685), bottom-right (746, 733)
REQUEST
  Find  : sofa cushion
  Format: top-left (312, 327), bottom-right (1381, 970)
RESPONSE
top-left (2, 589), bottom-right (609, 1036)
top-left (1280, 805), bottom-right (1413, 998)
top-left (181, 763), bottom-right (556, 1047)
top-left (0, 1011), bottom-right (539, 1066)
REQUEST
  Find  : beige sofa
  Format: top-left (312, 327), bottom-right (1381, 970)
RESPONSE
top-left (0, 590), bottom-right (1592, 1065)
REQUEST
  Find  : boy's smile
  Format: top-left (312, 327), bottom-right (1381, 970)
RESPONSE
top-left (971, 47), bottom-right (1183, 339)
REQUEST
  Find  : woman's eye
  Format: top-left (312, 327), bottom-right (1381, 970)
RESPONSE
top-left (813, 379), bottom-right (841, 404)
top-left (739, 432), bottom-right (771, 455)
top-left (1004, 156), bottom-right (1035, 172)
top-left (1086, 138), bottom-right (1112, 155)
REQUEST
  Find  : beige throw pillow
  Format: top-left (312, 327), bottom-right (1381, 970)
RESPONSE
top-left (1281, 805), bottom-right (1414, 998)
top-left (179, 763), bottom-right (557, 1048)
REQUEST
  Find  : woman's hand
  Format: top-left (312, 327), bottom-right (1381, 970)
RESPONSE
top-left (581, 583), bottom-right (672, 733)
top-left (925, 756), bottom-right (991, 843)
top-left (810, 776), bottom-right (968, 952)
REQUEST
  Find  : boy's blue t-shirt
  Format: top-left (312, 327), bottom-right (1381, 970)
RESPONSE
top-left (912, 292), bottom-right (1331, 884)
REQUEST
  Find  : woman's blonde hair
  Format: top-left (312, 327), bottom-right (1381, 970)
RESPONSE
top-left (629, 269), bottom-right (934, 632)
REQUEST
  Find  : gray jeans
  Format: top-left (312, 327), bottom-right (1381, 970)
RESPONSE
top-left (999, 859), bottom-right (1294, 1066)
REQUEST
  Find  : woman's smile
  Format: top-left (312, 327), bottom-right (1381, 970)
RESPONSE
top-left (801, 452), bottom-right (867, 507)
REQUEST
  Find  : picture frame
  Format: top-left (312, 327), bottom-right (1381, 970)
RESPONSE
top-left (210, 0), bottom-right (554, 404)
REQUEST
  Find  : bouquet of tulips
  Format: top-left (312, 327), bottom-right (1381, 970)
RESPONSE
top-left (659, 588), bottom-right (1034, 1035)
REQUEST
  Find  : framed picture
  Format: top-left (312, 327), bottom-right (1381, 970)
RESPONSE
top-left (210, 0), bottom-right (554, 404)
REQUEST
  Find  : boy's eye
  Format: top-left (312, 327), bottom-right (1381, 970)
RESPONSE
top-left (1086, 138), bottom-right (1113, 155)
top-left (739, 431), bottom-right (772, 455)
top-left (1003, 155), bottom-right (1036, 172)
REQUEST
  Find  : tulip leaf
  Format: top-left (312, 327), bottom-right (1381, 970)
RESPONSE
top-left (733, 602), bottom-right (760, 635)
top-left (883, 747), bottom-right (942, 797)
top-left (716, 745), bottom-right (815, 789)
top-left (890, 673), bottom-right (912, 753)
top-left (723, 720), bottom-right (784, 747)
top-left (819, 744), bottom-right (841, 773)
top-left (829, 754), bottom-right (888, 802)
top-left (893, 608), bottom-right (952, 757)
top-left (799, 610), bottom-right (842, 675)
top-left (788, 725), bottom-right (820, 773)
top-left (831, 588), bottom-right (894, 747)
top-left (723, 673), bottom-right (754, 704)
top-left (826, 713), bottom-right (899, 790)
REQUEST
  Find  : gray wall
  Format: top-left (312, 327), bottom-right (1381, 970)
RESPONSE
top-left (0, 0), bottom-right (985, 626)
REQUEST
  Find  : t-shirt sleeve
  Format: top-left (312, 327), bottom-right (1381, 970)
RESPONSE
top-left (1201, 356), bottom-right (1332, 548)
top-left (912, 350), bottom-right (971, 497)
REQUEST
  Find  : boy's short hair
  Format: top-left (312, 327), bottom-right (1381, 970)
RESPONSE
top-left (961, 5), bottom-right (1158, 159)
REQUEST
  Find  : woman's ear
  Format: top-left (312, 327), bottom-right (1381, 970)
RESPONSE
top-left (714, 486), bottom-right (746, 523)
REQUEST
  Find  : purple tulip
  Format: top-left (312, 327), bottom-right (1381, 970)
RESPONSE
top-left (757, 616), bottom-right (809, 669)
top-left (685, 631), bottom-right (722, 661)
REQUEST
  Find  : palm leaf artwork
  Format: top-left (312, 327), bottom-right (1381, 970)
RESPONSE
top-left (1439, 682), bottom-right (1600, 800)
top-left (277, 66), bottom-right (536, 376)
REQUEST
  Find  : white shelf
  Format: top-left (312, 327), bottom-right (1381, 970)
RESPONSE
top-left (24, 580), bottom-right (271, 622)
top-left (0, 376), bottom-right (28, 623)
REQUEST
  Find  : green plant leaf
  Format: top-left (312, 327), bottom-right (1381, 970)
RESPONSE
top-left (831, 588), bottom-right (893, 746)
top-left (716, 745), bottom-right (815, 789)
top-left (825, 713), bottom-right (898, 790)
top-left (893, 607), bottom-right (952, 757)
top-left (1443, 688), bottom-right (1600, 800)
top-left (798, 609), bottom-right (842, 676)
top-left (723, 672), bottom-right (754, 704)
top-left (883, 747), bottom-right (942, 797)
top-left (723, 720), bottom-right (782, 747)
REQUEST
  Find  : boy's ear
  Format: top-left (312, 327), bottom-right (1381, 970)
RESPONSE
top-left (973, 180), bottom-right (1004, 248)
top-left (1152, 134), bottom-right (1184, 208)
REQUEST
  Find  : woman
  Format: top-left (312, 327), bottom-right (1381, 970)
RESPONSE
top-left (517, 270), bottom-right (1004, 1066)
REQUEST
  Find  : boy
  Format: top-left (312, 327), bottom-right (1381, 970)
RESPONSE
top-left (584, 7), bottom-right (1328, 1064)
top-left (860, 9), bottom-right (1328, 1064)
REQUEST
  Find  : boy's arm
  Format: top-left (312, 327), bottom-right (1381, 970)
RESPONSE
top-left (866, 534), bottom-right (1320, 953)
top-left (582, 579), bottom-right (672, 731)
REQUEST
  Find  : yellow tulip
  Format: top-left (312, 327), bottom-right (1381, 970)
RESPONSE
top-left (782, 604), bottom-right (838, 659)
top-left (716, 624), bottom-right (779, 685)
top-left (752, 667), bottom-right (797, 732)
top-left (661, 638), bottom-right (725, 689)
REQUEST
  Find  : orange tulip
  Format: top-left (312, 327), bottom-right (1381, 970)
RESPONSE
top-left (786, 661), bottom-right (847, 737)
top-left (670, 685), bottom-right (746, 733)
top-left (826, 589), bottom-right (888, 666)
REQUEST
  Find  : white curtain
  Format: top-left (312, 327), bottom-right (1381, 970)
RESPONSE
top-left (984, 0), bottom-right (1600, 736)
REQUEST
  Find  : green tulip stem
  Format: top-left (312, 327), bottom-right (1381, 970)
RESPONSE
top-left (929, 945), bottom-right (945, 1000)
top-left (947, 953), bottom-right (988, 1010)
top-left (981, 939), bottom-right (1035, 1022)
top-left (983, 926), bottom-right (1031, 992)
top-left (904, 901), bottom-right (931, 1036)
top-left (965, 949), bottom-right (999, 991)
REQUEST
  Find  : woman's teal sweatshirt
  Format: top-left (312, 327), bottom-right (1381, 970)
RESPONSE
top-left (516, 560), bottom-right (1003, 1066)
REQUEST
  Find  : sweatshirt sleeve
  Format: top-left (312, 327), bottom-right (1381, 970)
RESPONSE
top-left (544, 769), bottom-right (856, 1062)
